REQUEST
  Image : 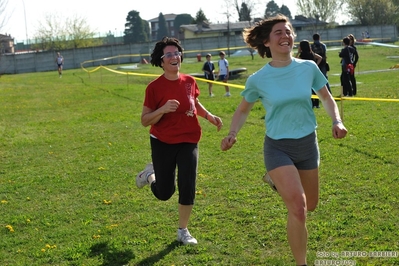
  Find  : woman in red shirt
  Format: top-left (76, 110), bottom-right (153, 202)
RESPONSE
top-left (136, 37), bottom-right (223, 245)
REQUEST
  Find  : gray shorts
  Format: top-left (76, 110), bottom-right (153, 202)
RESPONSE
top-left (263, 131), bottom-right (320, 172)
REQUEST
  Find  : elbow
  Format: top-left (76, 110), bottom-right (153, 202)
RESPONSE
top-left (141, 117), bottom-right (150, 127)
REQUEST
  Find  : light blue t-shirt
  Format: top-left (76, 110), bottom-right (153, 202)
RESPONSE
top-left (241, 58), bottom-right (328, 140)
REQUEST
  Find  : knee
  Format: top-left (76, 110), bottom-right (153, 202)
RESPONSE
top-left (306, 196), bottom-right (319, 212)
top-left (155, 193), bottom-right (173, 201)
top-left (151, 184), bottom-right (175, 201)
top-left (292, 206), bottom-right (307, 223)
top-left (288, 200), bottom-right (307, 223)
top-left (307, 201), bottom-right (318, 212)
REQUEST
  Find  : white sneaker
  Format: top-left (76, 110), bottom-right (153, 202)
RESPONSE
top-left (263, 173), bottom-right (277, 192)
top-left (224, 92), bottom-right (231, 97)
top-left (177, 228), bottom-right (198, 245)
top-left (136, 163), bottom-right (154, 188)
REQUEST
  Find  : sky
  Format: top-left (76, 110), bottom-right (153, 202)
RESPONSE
top-left (4, 0), bottom-right (298, 43)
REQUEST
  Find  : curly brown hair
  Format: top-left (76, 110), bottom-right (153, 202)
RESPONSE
top-left (242, 14), bottom-right (295, 58)
top-left (150, 36), bottom-right (184, 68)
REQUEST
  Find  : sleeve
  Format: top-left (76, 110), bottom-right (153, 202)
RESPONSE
top-left (143, 85), bottom-right (157, 110)
top-left (241, 76), bottom-right (260, 103)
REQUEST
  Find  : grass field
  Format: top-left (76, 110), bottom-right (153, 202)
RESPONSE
top-left (1, 44), bottom-right (399, 266)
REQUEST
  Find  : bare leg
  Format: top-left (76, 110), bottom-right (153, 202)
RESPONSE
top-left (208, 83), bottom-right (213, 96)
top-left (268, 166), bottom-right (319, 265)
top-left (178, 204), bottom-right (193, 229)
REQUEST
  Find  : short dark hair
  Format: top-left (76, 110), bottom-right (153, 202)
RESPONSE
top-left (313, 33), bottom-right (320, 41)
top-left (150, 36), bottom-right (184, 68)
top-left (343, 37), bottom-right (350, 45)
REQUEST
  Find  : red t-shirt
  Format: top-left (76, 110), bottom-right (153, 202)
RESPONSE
top-left (143, 74), bottom-right (202, 144)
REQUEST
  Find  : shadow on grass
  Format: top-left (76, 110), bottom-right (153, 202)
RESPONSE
top-left (135, 241), bottom-right (180, 266)
top-left (89, 242), bottom-right (134, 266)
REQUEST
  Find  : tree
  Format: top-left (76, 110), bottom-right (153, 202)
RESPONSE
top-left (193, 9), bottom-right (208, 24)
top-left (346, 0), bottom-right (399, 25)
top-left (280, 5), bottom-right (292, 19)
top-left (124, 10), bottom-right (148, 44)
top-left (33, 13), bottom-right (99, 51)
top-left (174, 14), bottom-right (194, 38)
top-left (238, 2), bottom-right (252, 21)
top-left (265, 0), bottom-right (281, 18)
top-left (66, 15), bottom-right (97, 48)
top-left (233, 0), bottom-right (255, 22)
top-left (297, 0), bottom-right (344, 23)
top-left (157, 13), bottom-right (169, 40)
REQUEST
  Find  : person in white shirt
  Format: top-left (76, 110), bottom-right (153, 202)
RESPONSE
top-left (217, 51), bottom-right (230, 97)
top-left (55, 52), bottom-right (64, 77)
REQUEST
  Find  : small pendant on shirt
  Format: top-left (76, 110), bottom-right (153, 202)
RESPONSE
top-left (185, 110), bottom-right (194, 117)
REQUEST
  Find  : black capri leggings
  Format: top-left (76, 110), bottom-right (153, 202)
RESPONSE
top-left (150, 137), bottom-right (198, 205)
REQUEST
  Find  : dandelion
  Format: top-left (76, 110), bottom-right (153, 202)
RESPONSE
top-left (106, 224), bottom-right (118, 230)
top-left (103, 200), bottom-right (112, 204)
top-left (92, 235), bottom-right (101, 239)
top-left (98, 167), bottom-right (106, 170)
top-left (1, 200), bottom-right (7, 204)
top-left (41, 249), bottom-right (46, 252)
top-left (5, 225), bottom-right (14, 232)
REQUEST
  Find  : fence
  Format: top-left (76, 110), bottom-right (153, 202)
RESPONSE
top-left (1, 24), bottom-right (397, 75)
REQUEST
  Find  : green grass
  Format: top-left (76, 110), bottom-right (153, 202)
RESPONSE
top-left (0, 44), bottom-right (399, 266)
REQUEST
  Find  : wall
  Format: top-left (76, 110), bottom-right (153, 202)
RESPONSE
top-left (1, 25), bottom-right (397, 75)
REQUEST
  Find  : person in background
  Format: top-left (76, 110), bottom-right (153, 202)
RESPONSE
top-left (311, 33), bottom-right (331, 93)
top-left (55, 52), bottom-right (64, 78)
top-left (348, 34), bottom-right (359, 95)
top-left (221, 15), bottom-right (347, 266)
top-left (217, 51), bottom-right (231, 97)
top-left (296, 40), bottom-right (323, 108)
top-left (202, 53), bottom-right (215, 97)
top-left (339, 37), bottom-right (356, 97)
top-left (136, 37), bottom-right (223, 245)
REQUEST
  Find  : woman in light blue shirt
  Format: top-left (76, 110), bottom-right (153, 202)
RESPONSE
top-left (221, 15), bottom-right (347, 266)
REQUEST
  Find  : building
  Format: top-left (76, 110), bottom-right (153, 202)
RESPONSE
top-left (0, 34), bottom-right (14, 54)
top-left (148, 14), bottom-right (179, 41)
top-left (179, 16), bottom-right (328, 40)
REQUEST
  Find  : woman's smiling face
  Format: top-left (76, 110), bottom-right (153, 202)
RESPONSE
top-left (161, 45), bottom-right (181, 72)
top-left (264, 22), bottom-right (295, 56)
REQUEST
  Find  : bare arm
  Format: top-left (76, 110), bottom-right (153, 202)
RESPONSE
top-left (316, 86), bottom-right (348, 139)
top-left (314, 53), bottom-right (322, 65)
top-left (140, 99), bottom-right (180, 127)
top-left (221, 98), bottom-right (255, 151)
top-left (195, 99), bottom-right (223, 131)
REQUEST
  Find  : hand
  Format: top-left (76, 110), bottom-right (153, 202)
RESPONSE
top-left (221, 134), bottom-right (237, 151)
top-left (332, 123), bottom-right (348, 139)
top-left (207, 114), bottom-right (223, 131)
top-left (162, 99), bottom-right (180, 113)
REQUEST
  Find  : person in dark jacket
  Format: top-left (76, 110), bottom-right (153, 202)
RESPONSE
top-left (339, 37), bottom-right (356, 96)
top-left (202, 53), bottom-right (216, 96)
top-left (296, 40), bottom-right (323, 108)
top-left (348, 34), bottom-right (359, 95)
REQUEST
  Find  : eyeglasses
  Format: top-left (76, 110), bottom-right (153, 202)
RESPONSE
top-left (161, 51), bottom-right (182, 59)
